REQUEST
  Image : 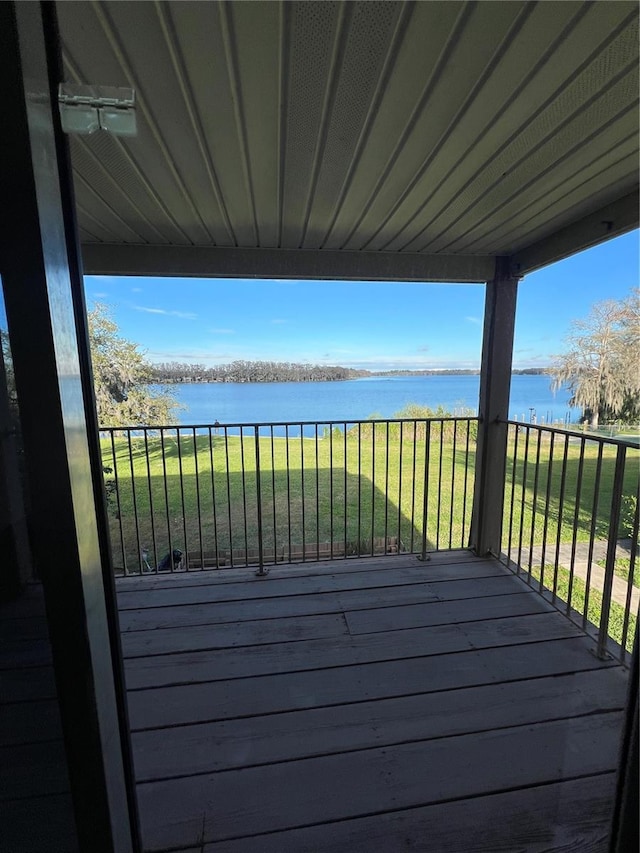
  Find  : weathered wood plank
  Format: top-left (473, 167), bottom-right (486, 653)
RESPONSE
top-left (119, 582), bottom-right (439, 632)
top-left (0, 583), bottom-right (45, 618)
top-left (121, 612), bottom-right (348, 658)
top-left (344, 585), bottom-right (543, 634)
top-left (0, 741), bottom-right (71, 800)
top-left (116, 550), bottom-right (485, 591)
top-left (343, 587), bottom-right (548, 634)
top-left (0, 793), bottom-right (79, 853)
top-left (124, 607), bottom-right (575, 690)
top-left (127, 636), bottom-right (615, 729)
top-left (117, 559), bottom-right (503, 609)
top-left (132, 667), bottom-right (627, 781)
top-left (208, 773), bottom-right (616, 853)
top-left (0, 638), bottom-right (52, 669)
top-left (137, 712), bottom-right (623, 850)
top-left (0, 699), bottom-right (62, 747)
top-left (0, 616), bottom-right (49, 642)
top-left (0, 666), bottom-right (57, 703)
top-left (119, 574), bottom-right (528, 633)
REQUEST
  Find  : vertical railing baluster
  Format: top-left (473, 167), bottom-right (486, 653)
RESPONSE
top-left (330, 423), bottom-right (334, 560)
top-left (552, 433), bottom-right (570, 604)
top-left (160, 428), bottom-right (174, 573)
top-left (254, 425), bottom-right (267, 576)
top-left (271, 425), bottom-right (277, 565)
top-left (449, 420), bottom-right (457, 550)
top-left (357, 422), bottom-right (362, 556)
top-left (527, 428), bottom-right (543, 582)
top-left (193, 428), bottom-right (204, 571)
top-left (343, 422), bottom-right (348, 560)
top-left (567, 437), bottom-right (586, 615)
top-left (224, 427), bottom-right (233, 567)
top-left (207, 427), bottom-right (219, 569)
top-left (538, 430), bottom-right (555, 592)
top-left (384, 420), bottom-right (390, 552)
top-left (176, 428), bottom-right (189, 570)
top-left (419, 420), bottom-right (431, 561)
top-left (410, 419), bottom-right (417, 553)
top-left (109, 429), bottom-right (127, 575)
top-left (583, 444), bottom-right (604, 632)
top-left (315, 423), bottom-right (320, 561)
top-left (143, 428), bottom-right (159, 572)
top-left (240, 427), bottom-right (249, 566)
top-left (596, 444), bottom-right (626, 658)
top-left (371, 421), bottom-right (376, 556)
top-left (300, 424), bottom-right (306, 560)
top-left (620, 483), bottom-right (639, 659)
top-left (517, 426), bottom-right (531, 574)
top-left (285, 424), bottom-right (291, 563)
top-left (127, 429), bottom-right (143, 574)
top-left (398, 420), bottom-right (404, 553)
top-left (506, 423), bottom-right (519, 568)
top-left (461, 419), bottom-right (471, 549)
top-left (436, 420), bottom-right (444, 550)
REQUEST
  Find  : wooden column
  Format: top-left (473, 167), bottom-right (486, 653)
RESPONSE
top-left (1, 3), bottom-right (139, 850)
top-left (469, 258), bottom-right (519, 557)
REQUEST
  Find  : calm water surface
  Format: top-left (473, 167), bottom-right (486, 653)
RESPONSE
top-left (154, 374), bottom-right (574, 427)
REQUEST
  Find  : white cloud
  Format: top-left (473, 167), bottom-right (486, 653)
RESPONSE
top-left (465, 316), bottom-right (482, 326)
top-left (333, 355), bottom-right (480, 371)
top-left (271, 318), bottom-right (286, 325)
top-left (93, 292), bottom-right (108, 298)
top-left (131, 287), bottom-right (143, 293)
top-left (134, 305), bottom-right (197, 320)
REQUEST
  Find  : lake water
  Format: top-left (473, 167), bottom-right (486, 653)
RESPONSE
top-left (154, 374), bottom-right (575, 427)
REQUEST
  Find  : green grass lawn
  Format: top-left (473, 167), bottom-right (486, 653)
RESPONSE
top-left (524, 562), bottom-right (636, 654)
top-left (596, 556), bottom-right (638, 587)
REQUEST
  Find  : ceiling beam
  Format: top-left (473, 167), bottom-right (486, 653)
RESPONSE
top-left (81, 244), bottom-right (495, 283)
top-left (511, 190), bottom-right (639, 276)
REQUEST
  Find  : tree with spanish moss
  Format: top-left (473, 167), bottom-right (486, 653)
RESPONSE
top-left (551, 291), bottom-right (640, 428)
top-left (88, 303), bottom-right (179, 426)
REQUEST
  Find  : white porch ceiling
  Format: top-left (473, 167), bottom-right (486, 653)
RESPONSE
top-left (56, 1), bottom-right (639, 280)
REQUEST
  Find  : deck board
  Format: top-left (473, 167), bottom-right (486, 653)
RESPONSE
top-left (208, 774), bottom-right (616, 853)
top-left (124, 609), bottom-right (580, 690)
top-left (118, 551), bottom-right (628, 852)
top-left (132, 667), bottom-right (626, 780)
top-left (118, 574), bottom-right (526, 632)
top-left (137, 713), bottom-right (622, 849)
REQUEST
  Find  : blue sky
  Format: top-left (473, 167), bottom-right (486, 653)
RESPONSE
top-left (84, 230), bottom-right (638, 371)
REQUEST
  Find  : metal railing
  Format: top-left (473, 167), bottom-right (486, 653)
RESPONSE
top-left (100, 416), bottom-right (477, 576)
top-left (500, 421), bottom-right (639, 663)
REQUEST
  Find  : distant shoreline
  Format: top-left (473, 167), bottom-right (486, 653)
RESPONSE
top-left (150, 363), bottom-right (549, 384)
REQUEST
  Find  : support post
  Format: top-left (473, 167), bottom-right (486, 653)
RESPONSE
top-left (470, 258), bottom-right (519, 557)
top-left (1, 3), bottom-right (139, 850)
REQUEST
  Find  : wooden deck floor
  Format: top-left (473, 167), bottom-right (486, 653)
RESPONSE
top-left (117, 551), bottom-right (629, 853)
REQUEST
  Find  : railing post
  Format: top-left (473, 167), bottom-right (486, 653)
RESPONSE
top-left (418, 420), bottom-right (431, 561)
top-left (470, 258), bottom-right (519, 557)
top-left (254, 426), bottom-right (268, 577)
top-left (597, 443), bottom-right (627, 659)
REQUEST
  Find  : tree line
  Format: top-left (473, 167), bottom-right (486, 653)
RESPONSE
top-left (148, 360), bottom-right (366, 384)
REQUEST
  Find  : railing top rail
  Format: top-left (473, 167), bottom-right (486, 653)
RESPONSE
top-left (99, 415), bottom-right (479, 432)
top-left (503, 419), bottom-right (640, 449)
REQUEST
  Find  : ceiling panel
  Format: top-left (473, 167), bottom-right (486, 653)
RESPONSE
top-left (55, 0), bottom-right (639, 277)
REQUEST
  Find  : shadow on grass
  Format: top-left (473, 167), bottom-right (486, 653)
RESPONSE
top-left (107, 469), bottom-right (431, 574)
